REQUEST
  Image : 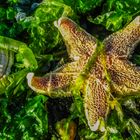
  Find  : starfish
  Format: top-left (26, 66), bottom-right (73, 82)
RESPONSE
top-left (27, 16), bottom-right (140, 131)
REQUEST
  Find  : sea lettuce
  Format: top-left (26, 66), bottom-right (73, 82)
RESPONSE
top-left (63, 0), bottom-right (103, 13)
top-left (20, 0), bottom-right (74, 55)
top-left (0, 95), bottom-right (48, 140)
top-left (89, 0), bottom-right (140, 31)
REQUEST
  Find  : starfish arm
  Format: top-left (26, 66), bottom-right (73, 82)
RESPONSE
top-left (84, 76), bottom-right (108, 131)
top-left (104, 16), bottom-right (140, 58)
top-left (27, 72), bottom-right (77, 97)
top-left (54, 17), bottom-right (97, 61)
top-left (27, 62), bottom-right (80, 97)
top-left (109, 58), bottom-right (140, 96)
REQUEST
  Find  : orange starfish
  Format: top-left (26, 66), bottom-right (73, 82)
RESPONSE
top-left (27, 16), bottom-right (140, 131)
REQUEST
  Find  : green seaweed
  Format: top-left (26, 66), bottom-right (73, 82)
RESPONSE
top-left (0, 0), bottom-right (140, 139)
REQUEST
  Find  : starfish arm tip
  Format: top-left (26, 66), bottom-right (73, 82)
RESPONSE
top-left (54, 17), bottom-right (68, 28)
top-left (54, 20), bottom-right (58, 28)
top-left (27, 72), bottom-right (34, 83)
top-left (89, 120), bottom-right (100, 131)
top-left (133, 16), bottom-right (140, 24)
top-left (27, 73), bottom-right (47, 94)
top-left (27, 72), bottom-right (35, 89)
top-left (27, 72), bottom-right (34, 79)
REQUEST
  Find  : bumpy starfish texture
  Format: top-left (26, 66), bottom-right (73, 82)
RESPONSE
top-left (27, 16), bottom-right (140, 131)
